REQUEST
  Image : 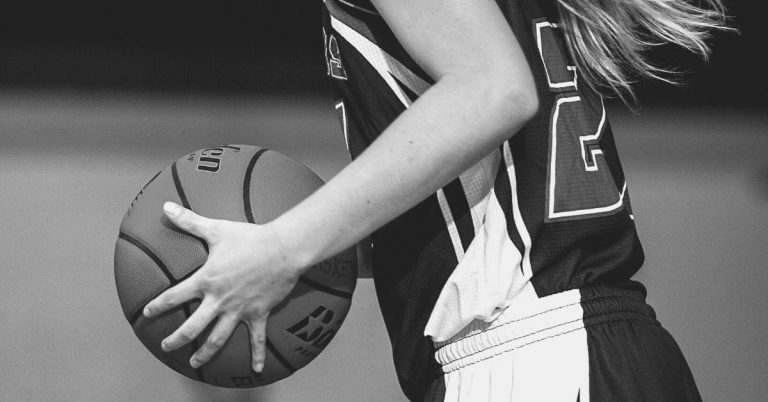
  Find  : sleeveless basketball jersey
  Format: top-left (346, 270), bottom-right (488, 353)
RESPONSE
top-left (321, 0), bottom-right (645, 399)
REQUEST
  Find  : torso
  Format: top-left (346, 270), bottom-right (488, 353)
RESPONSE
top-left (321, 0), bottom-right (645, 399)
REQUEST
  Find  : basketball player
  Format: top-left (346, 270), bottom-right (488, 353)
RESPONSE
top-left (144, 0), bottom-right (729, 400)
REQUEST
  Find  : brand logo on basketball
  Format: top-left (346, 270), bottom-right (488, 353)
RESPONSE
top-left (286, 305), bottom-right (337, 350)
top-left (196, 145), bottom-right (241, 173)
top-left (314, 256), bottom-right (355, 279)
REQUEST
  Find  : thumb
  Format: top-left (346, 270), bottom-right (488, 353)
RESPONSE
top-left (163, 201), bottom-right (214, 240)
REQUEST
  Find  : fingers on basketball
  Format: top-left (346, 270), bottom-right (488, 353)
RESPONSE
top-left (190, 314), bottom-right (240, 368)
top-left (143, 275), bottom-right (201, 318)
top-left (248, 317), bottom-right (268, 372)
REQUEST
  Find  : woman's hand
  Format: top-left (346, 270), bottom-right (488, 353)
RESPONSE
top-left (142, 201), bottom-right (302, 372)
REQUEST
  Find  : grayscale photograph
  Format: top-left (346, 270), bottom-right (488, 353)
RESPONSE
top-left (1, 1), bottom-right (765, 401)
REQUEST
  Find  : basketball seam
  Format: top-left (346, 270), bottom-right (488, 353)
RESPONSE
top-left (171, 160), bottom-right (208, 253)
top-left (241, 147), bottom-right (300, 376)
top-left (118, 231), bottom-right (177, 326)
top-left (119, 232), bottom-right (204, 383)
top-left (127, 264), bottom-right (204, 327)
top-left (121, 232), bottom-right (205, 326)
top-left (243, 148), bottom-right (270, 225)
top-left (119, 232), bottom-right (177, 285)
top-left (144, 169), bottom-right (162, 189)
top-left (171, 161), bottom-right (192, 210)
top-left (240, 148), bottom-right (354, 301)
top-left (242, 321), bottom-right (298, 378)
top-left (128, 307), bottom-right (144, 326)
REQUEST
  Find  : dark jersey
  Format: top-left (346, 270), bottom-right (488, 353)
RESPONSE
top-left (321, 0), bottom-right (645, 399)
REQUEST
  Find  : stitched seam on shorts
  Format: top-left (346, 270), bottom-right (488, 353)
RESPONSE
top-left (443, 317), bottom-right (648, 374)
top-left (434, 301), bottom-right (582, 348)
top-left (440, 325), bottom-right (585, 373)
top-left (435, 293), bottom-right (645, 348)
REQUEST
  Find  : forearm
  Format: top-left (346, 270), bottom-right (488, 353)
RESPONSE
top-left (271, 73), bottom-right (537, 271)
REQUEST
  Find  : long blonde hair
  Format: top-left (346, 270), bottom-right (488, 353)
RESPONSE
top-left (556, 0), bottom-right (732, 107)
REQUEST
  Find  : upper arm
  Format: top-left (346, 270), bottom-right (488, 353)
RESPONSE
top-left (369, 0), bottom-right (536, 100)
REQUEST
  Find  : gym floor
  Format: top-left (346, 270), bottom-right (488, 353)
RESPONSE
top-left (1, 89), bottom-right (766, 401)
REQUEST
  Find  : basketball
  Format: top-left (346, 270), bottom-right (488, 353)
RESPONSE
top-left (113, 144), bottom-right (357, 388)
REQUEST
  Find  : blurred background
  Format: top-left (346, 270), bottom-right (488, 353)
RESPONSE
top-left (0, 1), bottom-right (766, 401)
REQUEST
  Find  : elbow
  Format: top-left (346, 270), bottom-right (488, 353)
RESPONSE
top-left (497, 75), bottom-right (539, 124)
top-left (440, 68), bottom-right (540, 132)
top-left (461, 68), bottom-right (539, 129)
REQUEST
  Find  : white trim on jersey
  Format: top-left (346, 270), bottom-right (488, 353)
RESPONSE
top-left (459, 154), bottom-right (500, 243)
top-left (437, 189), bottom-right (466, 262)
top-left (535, 21), bottom-right (579, 91)
top-left (425, 145), bottom-right (539, 342)
top-left (438, 154), bottom-right (501, 264)
top-left (579, 98), bottom-right (607, 172)
top-left (548, 96), bottom-right (626, 220)
top-left (334, 99), bottom-right (351, 154)
top-left (503, 142), bottom-right (533, 277)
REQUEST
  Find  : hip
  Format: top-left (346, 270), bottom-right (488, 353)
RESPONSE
top-left (426, 286), bottom-right (700, 402)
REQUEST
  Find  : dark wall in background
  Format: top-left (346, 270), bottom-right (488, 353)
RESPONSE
top-left (0, 1), bottom-right (761, 104)
top-left (0, 1), bottom-right (325, 93)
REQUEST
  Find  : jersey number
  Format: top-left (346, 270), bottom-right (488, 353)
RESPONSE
top-left (535, 20), bottom-right (625, 222)
top-left (323, 28), bottom-right (348, 80)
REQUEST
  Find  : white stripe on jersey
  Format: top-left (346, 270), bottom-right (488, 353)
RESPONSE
top-left (425, 144), bottom-right (538, 342)
top-left (503, 141), bottom-right (533, 277)
top-left (459, 154), bottom-right (500, 243)
top-left (334, 99), bottom-right (350, 154)
top-left (436, 189), bottom-right (466, 262)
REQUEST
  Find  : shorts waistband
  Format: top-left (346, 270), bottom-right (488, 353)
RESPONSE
top-left (433, 287), bottom-right (656, 373)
